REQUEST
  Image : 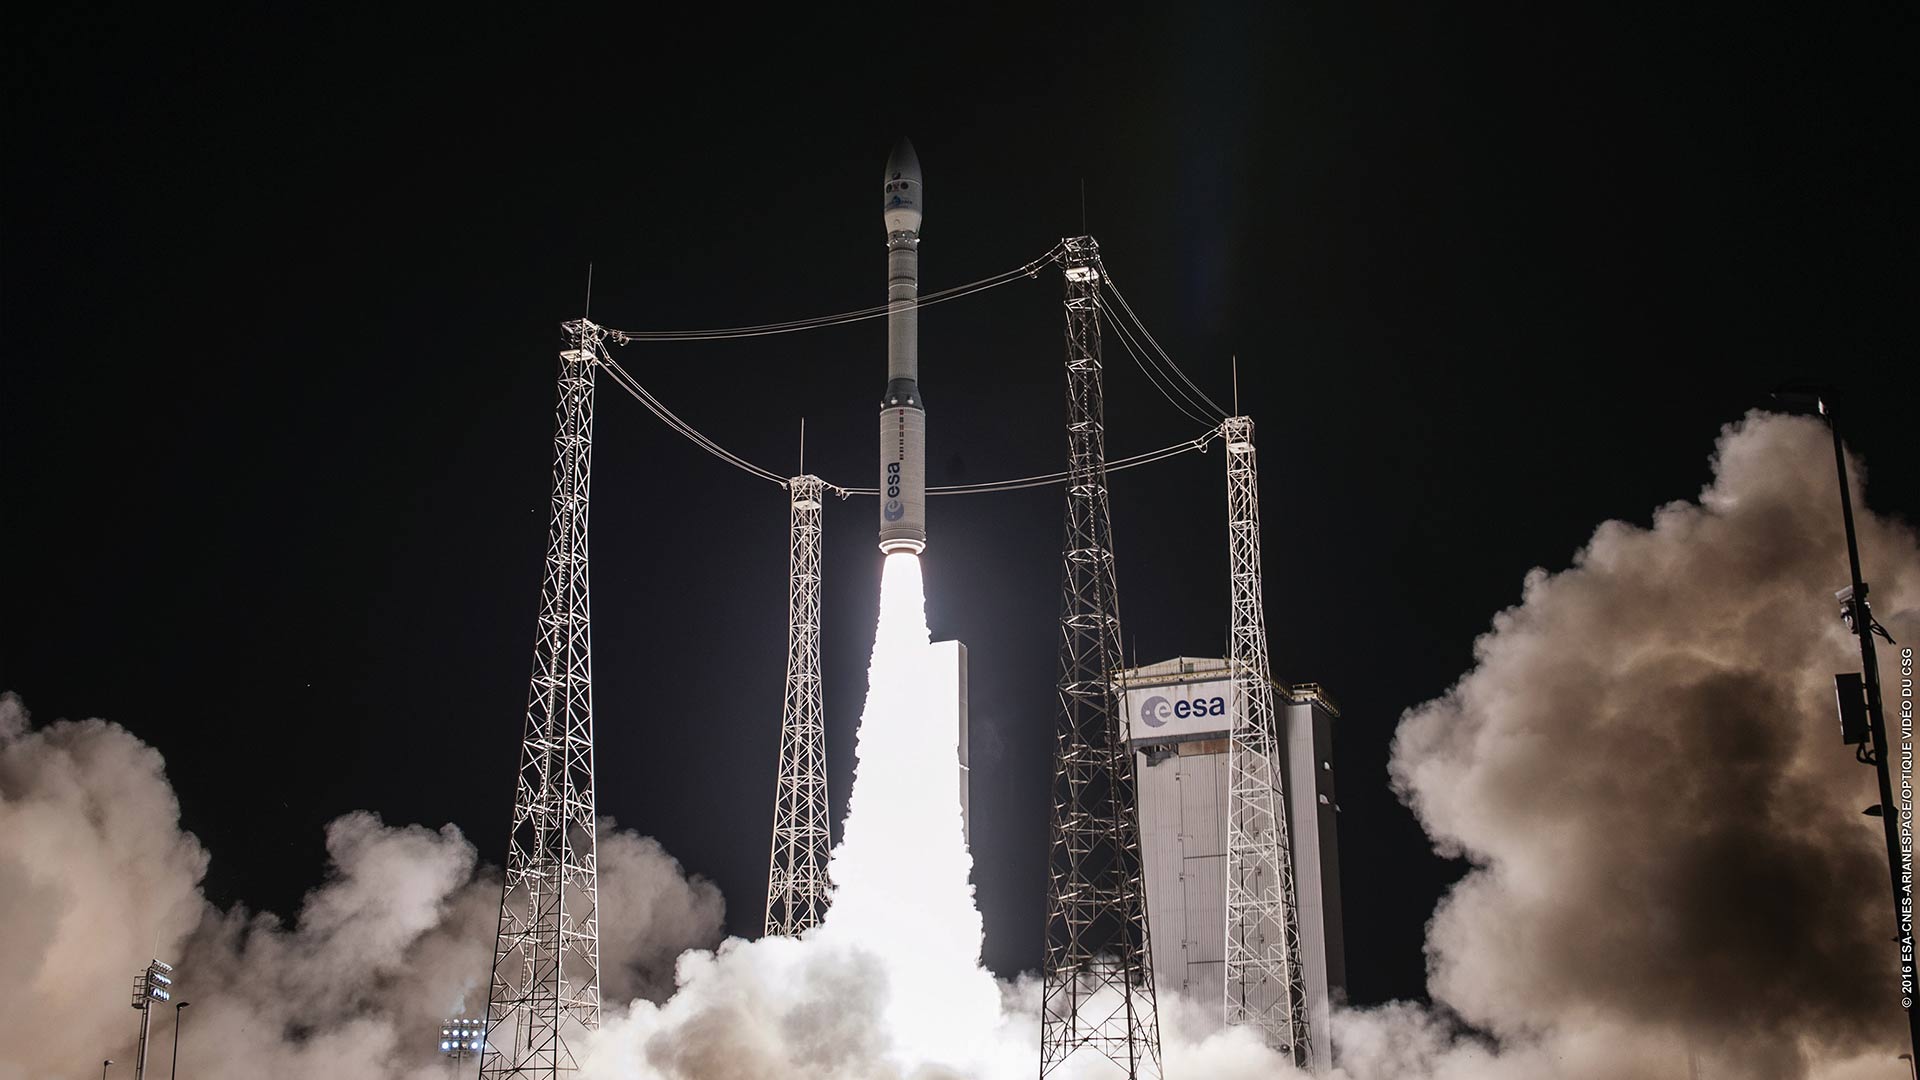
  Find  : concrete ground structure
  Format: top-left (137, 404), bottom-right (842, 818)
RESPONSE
top-left (1119, 656), bottom-right (1345, 1073)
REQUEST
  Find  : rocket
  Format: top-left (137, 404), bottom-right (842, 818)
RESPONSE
top-left (878, 138), bottom-right (927, 554)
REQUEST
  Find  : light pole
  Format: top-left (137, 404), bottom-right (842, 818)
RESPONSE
top-left (1775, 389), bottom-right (1915, 1056)
top-left (103, 1060), bottom-right (113, 1080)
top-left (170, 1002), bottom-right (190, 1079)
top-left (438, 1018), bottom-right (484, 1077)
top-left (129, 959), bottom-right (177, 1080)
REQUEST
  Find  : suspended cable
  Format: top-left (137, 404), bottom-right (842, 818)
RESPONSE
top-left (601, 244), bottom-right (1063, 343)
top-left (594, 344), bottom-right (789, 486)
top-left (1100, 267), bottom-right (1229, 418)
top-left (593, 342), bottom-right (1213, 497)
top-left (1101, 295), bottom-right (1216, 428)
top-left (1103, 267), bottom-right (1227, 416)
top-left (582, 242), bottom-right (1220, 500)
top-left (825, 429), bottom-right (1217, 498)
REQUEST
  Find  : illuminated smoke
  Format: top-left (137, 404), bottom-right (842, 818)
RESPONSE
top-left (580, 553), bottom-right (1295, 1079)
top-left (581, 552), bottom-right (1034, 1077)
top-left (0, 693), bottom-right (723, 1080)
top-left (25, 414), bottom-right (1903, 1078)
top-left (1370, 412), bottom-right (1920, 1080)
top-left (0, 554), bottom-right (1289, 1080)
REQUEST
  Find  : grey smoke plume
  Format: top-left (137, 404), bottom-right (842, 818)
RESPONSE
top-left (0, 694), bottom-right (724, 1080)
top-left (0, 700), bottom-right (209, 1080)
top-left (1381, 412), bottom-right (1919, 1080)
top-left (574, 411), bottom-right (1918, 1080)
top-left (4, 411), bottom-right (1911, 1080)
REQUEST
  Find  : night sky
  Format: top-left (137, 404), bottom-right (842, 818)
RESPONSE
top-left (5, 5), bottom-right (1912, 1012)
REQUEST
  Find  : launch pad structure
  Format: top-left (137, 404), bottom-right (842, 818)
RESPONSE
top-left (1039, 236), bottom-right (1164, 1079)
top-left (1221, 415), bottom-right (1314, 1066)
top-left (476, 144), bottom-right (1329, 1078)
top-left (480, 320), bottom-right (603, 1080)
top-left (764, 473), bottom-right (831, 937)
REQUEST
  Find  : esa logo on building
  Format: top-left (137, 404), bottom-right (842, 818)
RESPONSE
top-left (1139, 694), bottom-right (1226, 728)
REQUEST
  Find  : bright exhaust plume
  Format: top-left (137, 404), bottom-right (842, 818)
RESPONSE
top-left (815, 552), bottom-right (1002, 1064)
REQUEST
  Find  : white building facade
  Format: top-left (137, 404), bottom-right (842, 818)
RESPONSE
top-left (1119, 656), bottom-right (1345, 1073)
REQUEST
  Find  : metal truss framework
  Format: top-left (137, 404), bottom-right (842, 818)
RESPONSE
top-left (765, 473), bottom-right (831, 935)
top-left (481, 318), bottom-right (603, 1079)
top-left (1221, 415), bottom-right (1311, 1065)
top-left (1040, 236), bottom-right (1164, 1079)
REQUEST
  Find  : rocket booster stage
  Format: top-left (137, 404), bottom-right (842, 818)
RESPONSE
top-left (879, 138), bottom-right (927, 554)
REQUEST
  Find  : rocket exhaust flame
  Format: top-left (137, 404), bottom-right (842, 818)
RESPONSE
top-left (570, 552), bottom-right (1295, 1079)
top-left (18, 420), bottom-right (1915, 1079)
top-left (817, 551), bottom-right (1001, 1065)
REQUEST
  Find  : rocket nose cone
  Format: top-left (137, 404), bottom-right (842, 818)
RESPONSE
top-left (885, 138), bottom-right (922, 184)
top-left (883, 137), bottom-right (923, 232)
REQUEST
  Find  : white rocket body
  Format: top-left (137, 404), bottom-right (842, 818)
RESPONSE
top-left (879, 139), bottom-right (927, 554)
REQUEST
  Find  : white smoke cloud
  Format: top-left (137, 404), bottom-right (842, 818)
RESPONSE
top-left (576, 552), bottom-right (1303, 1080)
top-left (601, 829), bottom-right (729, 1005)
top-left (0, 698), bottom-right (209, 1080)
top-left (1375, 412), bottom-right (1919, 1080)
top-left (0, 694), bottom-right (724, 1080)
top-left (5, 411), bottom-right (1909, 1080)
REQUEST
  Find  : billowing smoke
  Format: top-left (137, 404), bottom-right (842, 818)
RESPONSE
top-left (579, 550), bottom-right (1014, 1078)
top-left (0, 698), bottom-right (208, 1080)
top-left (0, 693), bottom-right (724, 1080)
top-left (580, 553), bottom-right (1292, 1079)
top-left (0, 555), bottom-right (1285, 1080)
top-left (8, 411), bottom-right (1910, 1080)
top-left (1374, 412), bottom-right (1919, 1080)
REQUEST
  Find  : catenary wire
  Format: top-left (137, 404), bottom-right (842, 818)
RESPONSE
top-left (1100, 267), bottom-right (1229, 418)
top-left (600, 244), bottom-right (1063, 343)
top-left (584, 243), bottom-right (1222, 495)
top-left (824, 429), bottom-right (1218, 498)
top-left (595, 344), bottom-right (788, 485)
top-left (592, 342), bottom-right (1217, 497)
top-left (1100, 293), bottom-right (1216, 428)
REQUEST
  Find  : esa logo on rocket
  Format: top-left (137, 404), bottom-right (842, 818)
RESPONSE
top-left (884, 463), bottom-right (905, 521)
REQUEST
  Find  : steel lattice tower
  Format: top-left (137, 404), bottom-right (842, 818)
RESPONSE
top-left (480, 318), bottom-right (603, 1079)
top-left (1221, 415), bottom-right (1311, 1065)
top-left (765, 473), bottom-right (831, 936)
top-left (1040, 236), bottom-right (1163, 1079)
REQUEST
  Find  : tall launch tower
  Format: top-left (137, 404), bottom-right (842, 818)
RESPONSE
top-left (480, 319), bottom-right (603, 1078)
top-left (1040, 236), bottom-right (1164, 1079)
top-left (765, 473), bottom-right (831, 935)
top-left (1221, 414), bottom-right (1312, 1064)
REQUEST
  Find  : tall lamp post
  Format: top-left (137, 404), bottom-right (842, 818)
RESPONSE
top-left (439, 1018), bottom-right (484, 1077)
top-left (1776, 389), bottom-right (1915, 1055)
top-left (170, 1002), bottom-right (190, 1080)
top-left (129, 959), bottom-right (177, 1080)
top-left (102, 1060), bottom-right (113, 1080)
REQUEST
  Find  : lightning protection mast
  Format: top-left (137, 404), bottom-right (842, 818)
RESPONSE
top-left (1221, 414), bottom-right (1312, 1065)
top-left (480, 318), bottom-right (603, 1079)
top-left (1039, 236), bottom-right (1163, 1080)
top-left (765, 473), bottom-right (831, 935)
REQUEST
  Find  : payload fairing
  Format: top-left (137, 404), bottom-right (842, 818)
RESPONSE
top-left (878, 139), bottom-right (927, 554)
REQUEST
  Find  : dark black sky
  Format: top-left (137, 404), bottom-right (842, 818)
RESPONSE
top-left (4, 5), bottom-right (1912, 1009)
